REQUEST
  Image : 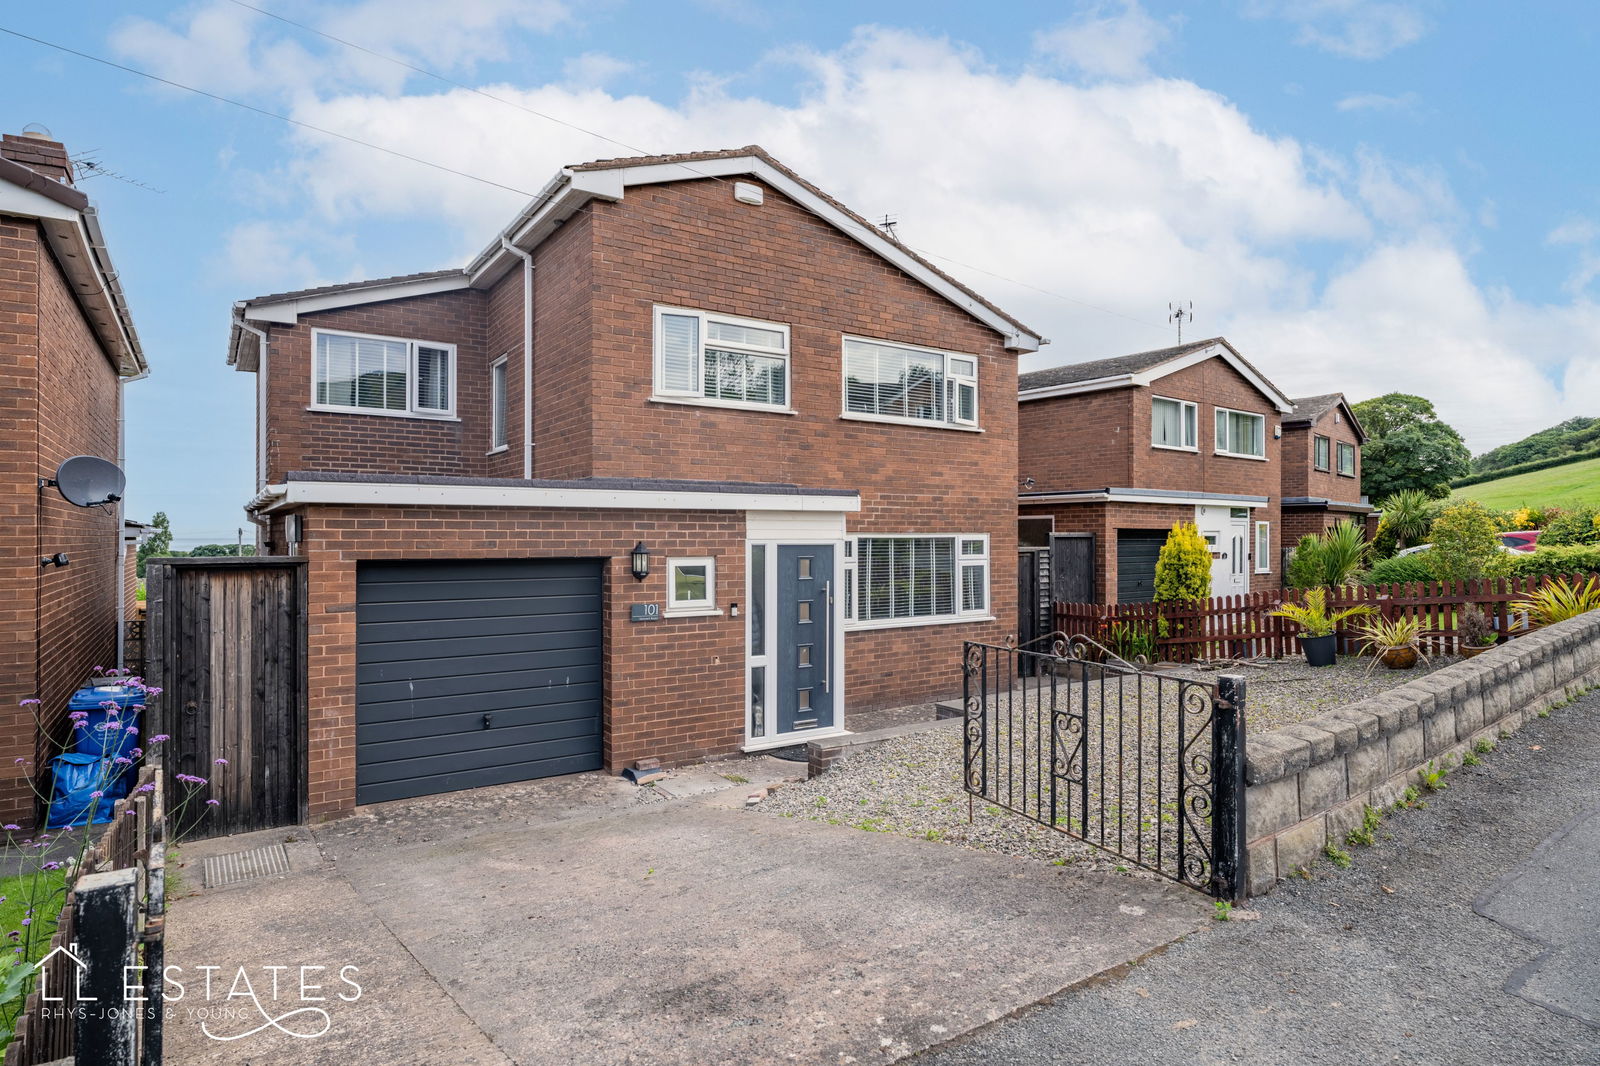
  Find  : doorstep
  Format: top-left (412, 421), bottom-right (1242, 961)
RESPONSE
top-left (806, 715), bottom-right (963, 778)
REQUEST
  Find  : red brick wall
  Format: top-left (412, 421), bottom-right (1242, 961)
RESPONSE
top-left (1018, 389), bottom-right (1133, 491)
top-left (294, 503), bottom-right (747, 819)
top-left (0, 217), bottom-right (123, 826)
top-left (260, 289), bottom-right (490, 484)
top-left (1283, 408), bottom-right (1363, 503)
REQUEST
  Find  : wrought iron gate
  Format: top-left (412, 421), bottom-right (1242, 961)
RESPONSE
top-left (961, 635), bottom-right (1247, 900)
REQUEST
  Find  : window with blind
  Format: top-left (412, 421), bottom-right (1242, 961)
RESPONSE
top-left (1213, 406), bottom-right (1266, 458)
top-left (844, 535), bottom-right (989, 626)
top-left (843, 337), bottom-right (978, 428)
top-left (1313, 435), bottom-right (1331, 471)
top-left (312, 329), bottom-right (455, 417)
top-left (490, 357), bottom-right (508, 450)
top-left (653, 306), bottom-right (790, 409)
top-left (1152, 397), bottom-right (1198, 449)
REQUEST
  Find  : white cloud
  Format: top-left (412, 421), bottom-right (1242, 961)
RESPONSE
top-left (1546, 217), bottom-right (1600, 295)
top-left (1335, 90), bottom-right (1421, 113)
top-left (217, 220), bottom-right (359, 292)
top-left (192, 25), bottom-right (1590, 451)
top-left (561, 52), bottom-right (635, 89)
top-left (1245, 1), bottom-right (1430, 59)
top-left (1033, 2), bottom-right (1174, 80)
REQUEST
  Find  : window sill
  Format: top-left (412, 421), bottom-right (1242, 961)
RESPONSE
top-left (1212, 450), bottom-right (1268, 462)
top-left (1313, 467), bottom-right (1331, 474)
top-left (1152, 443), bottom-right (1199, 453)
top-left (649, 396), bottom-right (797, 416)
top-left (845, 614), bottom-right (995, 633)
top-left (663, 606), bottom-right (723, 619)
top-left (486, 445), bottom-right (509, 456)
top-left (306, 405), bottom-right (460, 423)
top-left (1336, 472), bottom-right (1357, 479)
top-left (838, 412), bottom-right (983, 433)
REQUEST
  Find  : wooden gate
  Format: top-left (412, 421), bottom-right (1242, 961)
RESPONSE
top-left (145, 557), bottom-right (306, 838)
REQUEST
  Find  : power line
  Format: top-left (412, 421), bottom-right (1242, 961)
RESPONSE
top-left (0, 26), bottom-right (540, 197)
top-left (909, 245), bottom-right (1170, 334)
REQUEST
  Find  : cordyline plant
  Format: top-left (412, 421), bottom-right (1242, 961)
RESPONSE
top-left (0, 672), bottom-right (224, 1047)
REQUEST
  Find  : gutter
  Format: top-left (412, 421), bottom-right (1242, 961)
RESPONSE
top-left (500, 239), bottom-right (536, 479)
top-left (81, 205), bottom-right (147, 376)
top-left (232, 306), bottom-right (270, 490)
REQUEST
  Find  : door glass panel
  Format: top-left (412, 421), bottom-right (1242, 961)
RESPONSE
top-left (798, 645), bottom-right (812, 667)
top-left (750, 545), bottom-right (765, 657)
top-left (798, 688), bottom-right (812, 711)
top-left (798, 557), bottom-right (812, 580)
top-left (798, 600), bottom-right (811, 623)
top-left (750, 666), bottom-right (765, 738)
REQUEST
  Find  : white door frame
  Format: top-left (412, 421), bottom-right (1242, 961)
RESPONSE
top-left (742, 538), bottom-right (848, 751)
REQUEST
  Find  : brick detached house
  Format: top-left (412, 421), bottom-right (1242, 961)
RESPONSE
top-left (1016, 338), bottom-right (1294, 605)
top-left (0, 131), bottom-right (148, 826)
top-left (1280, 392), bottom-right (1371, 545)
top-left (228, 146), bottom-right (1042, 817)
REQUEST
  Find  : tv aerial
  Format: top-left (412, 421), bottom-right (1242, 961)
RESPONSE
top-left (42, 455), bottom-right (125, 508)
top-left (1169, 301), bottom-right (1193, 343)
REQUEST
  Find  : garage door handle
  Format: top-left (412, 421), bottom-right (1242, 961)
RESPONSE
top-left (483, 713), bottom-right (493, 729)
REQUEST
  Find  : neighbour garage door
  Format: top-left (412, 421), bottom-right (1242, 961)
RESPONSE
top-left (1116, 530), bottom-right (1167, 604)
top-left (355, 559), bottom-right (603, 804)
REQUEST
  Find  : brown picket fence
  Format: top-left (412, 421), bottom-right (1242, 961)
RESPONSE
top-left (1054, 574), bottom-right (1599, 663)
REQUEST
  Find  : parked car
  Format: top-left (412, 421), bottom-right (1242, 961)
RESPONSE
top-left (1395, 541), bottom-right (1522, 558)
top-left (1498, 529), bottom-right (1541, 553)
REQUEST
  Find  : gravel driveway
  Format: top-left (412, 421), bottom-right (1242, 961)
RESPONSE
top-left (911, 686), bottom-right (1600, 1066)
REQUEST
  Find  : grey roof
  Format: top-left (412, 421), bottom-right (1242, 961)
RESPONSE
top-left (1018, 487), bottom-right (1270, 504)
top-left (1018, 338), bottom-right (1220, 392)
top-left (283, 471), bottom-right (858, 497)
top-left (1282, 496), bottom-right (1373, 512)
top-left (243, 269), bottom-right (465, 306)
top-left (1285, 392), bottom-right (1366, 441)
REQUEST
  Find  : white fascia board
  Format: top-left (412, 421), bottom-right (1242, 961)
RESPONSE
top-left (0, 180), bottom-right (80, 224)
top-left (1131, 343), bottom-right (1296, 413)
top-left (1021, 491), bottom-right (1269, 508)
top-left (242, 273), bottom-right (474, 325)
top-left (254, 481), bottom-right (862, 514)
top-left (467, 169), bottom-right (626, 289)
top-left (1018, 374), bottom-right (1137, 401)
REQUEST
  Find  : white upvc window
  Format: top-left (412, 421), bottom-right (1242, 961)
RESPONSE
top-left (843, 534), bottom-right (990, 628)
top-left (489, 356), bottom-right (508, 452)
top-left (653, 305), bottom-right (791, 410)
top-left (1337, 441), bottom-right (1357, 477)
top-left (667, 557), bottom-right (716, 614)
top-left (311, 328), bottom-right (455, 418)
top-left (842, 337), bottom-right (980, 430)
top-left (1313, 434), bottom-right (1331, 471)
top-left (1214, 406), bottom-right (1266, 458)
top-left (1255, 521), bottom-right (1271, 574)
top-left (1152, 396), bottom-right (1198, 450)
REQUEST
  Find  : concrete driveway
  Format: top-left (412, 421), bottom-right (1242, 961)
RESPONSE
top-left (162, 760), bottom-right (1208, 1065)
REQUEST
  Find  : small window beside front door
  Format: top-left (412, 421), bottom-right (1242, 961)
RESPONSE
top-left (667, 557), bottom-right (716, 614)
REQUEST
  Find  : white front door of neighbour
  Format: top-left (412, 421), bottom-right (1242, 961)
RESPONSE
top-left (1197, 506), bottom-right (1249, 597)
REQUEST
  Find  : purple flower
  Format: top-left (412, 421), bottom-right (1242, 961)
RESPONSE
top-left (18, 699), bottom-right (40, 707)
top-left (124, 809), bottom-right (138, 817)
top-left (149, 734), bottom-right (170, 744)
top-left (215, 758), bottom-right (229, 766)
top-left (22, 918), bottom-right (31, 927)
top-left (42, 862), bottom-right (60, 871)
top-left (114, 757), bottom-right (132, 766)
top-left (11, 759), bottom-right (21, 766)
top-left (126, 727), bottom-right (139, 737)
top-left (136, 783), bottom-right (156, 794)
top-left (0, 825), bottom-right (15, 832)
top-left (89, 791), bottom-right (103, 799)
top-left (205, 799), bottom-right (220, 807)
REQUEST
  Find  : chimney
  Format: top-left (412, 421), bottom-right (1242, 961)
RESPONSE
top-left (1, 127), bottom-right (75, 185)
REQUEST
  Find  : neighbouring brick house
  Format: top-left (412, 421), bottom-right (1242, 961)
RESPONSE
top-left (228, 146), bottom-right (1042, 818)
top-left (0, 131), bottom-right (148, 826)
top-left (1280, 392), bottom-right (1371, 546)
top-left (1017, 338), bottom-right (1294, 605)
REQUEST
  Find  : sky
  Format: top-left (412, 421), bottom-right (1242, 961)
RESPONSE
top-left (4, 0), bottom-right (1599, 546)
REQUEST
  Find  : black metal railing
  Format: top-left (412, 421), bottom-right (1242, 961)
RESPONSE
top-left (961, 635), bottom-right (1247, 900)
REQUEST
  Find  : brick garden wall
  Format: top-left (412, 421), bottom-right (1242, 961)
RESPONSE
top-left (1243, 611), bottom-right (1600, 895)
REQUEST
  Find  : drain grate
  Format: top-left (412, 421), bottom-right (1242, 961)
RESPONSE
top-left (202, 843), bottom-right (291, 888)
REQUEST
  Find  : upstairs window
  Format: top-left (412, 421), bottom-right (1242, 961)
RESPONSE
top-left (1313, 435), bottom-right (1331, 471)
top-left (1337, 441), bottom-right (1357, 477)
top-left (654, 306), bottom-right (790, 410)
top-left (312, 329), bottom-right (455, 418)
top-left (1214, 407), bottom-right (1266, 458)
top-left (1152, 397), bottom-right (1198, 450)
top-left (490, 357), bottom-right (508, 451)
top-left (843, 337), bottom-right (979, 429)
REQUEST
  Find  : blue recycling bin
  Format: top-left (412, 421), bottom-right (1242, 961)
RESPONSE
top-left (46, 753), bottom-right (118, 829)
top-left (69, 685), bottom-right (143, 762)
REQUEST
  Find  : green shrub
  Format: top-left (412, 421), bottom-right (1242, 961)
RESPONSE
top-left (1376, 489), bottom-right (1439, 550)
top-left (1502, 544), bottom-right (1600, 579)
top-left (1287, 520), bottom-right (1369, 589)
top-left (1429, 501), bottom-right (1507, 581)
top-left (1363, 552), bottom-right (1436, 586)
top-left (1540, 506), bottom-right (1599, 547)
top-left (1154, 522), bottom-right (1211, 602)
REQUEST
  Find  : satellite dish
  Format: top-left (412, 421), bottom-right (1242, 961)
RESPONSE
top-left (51, 455), bottom-right (125, 508)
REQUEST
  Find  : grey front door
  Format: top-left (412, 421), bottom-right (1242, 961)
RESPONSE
top-left (775, 545), bottom-right (836, 734)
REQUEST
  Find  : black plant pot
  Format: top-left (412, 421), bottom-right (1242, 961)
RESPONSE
top-left (1299, 633), bottom-right (1337, 668)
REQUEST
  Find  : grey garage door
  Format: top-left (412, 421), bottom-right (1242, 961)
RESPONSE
top-left (1116, 530), bottom-right (1167, 604)
top-left (355, 559), bottom-right (604, 805)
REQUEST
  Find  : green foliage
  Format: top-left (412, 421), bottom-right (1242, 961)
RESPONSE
top-left (1287, 520), bottom-right (1369, 589)
top-left (1453, 456), bottom-right (1600, 512)
top-left (1324, 842), bottom-right (1353, 869)
top-left (1502, 545), bottom-right (1600, 579)
top-left (1269, 587), bottom-right (1378, 638)
top-left (1469, 415), bottom-right (1600, 474)
top-left (1346, 805), bottom-right (1383, 847)
top-left (1352, 393), bottom-right (1472, 500)
top-left (1421, 760), bottom-right (1449, 792)
top-left (1428, 501), bottom-right (1507, 581)
top-left (1458, 605), bottom-right (1497, 648)
top-left (1473, 737), bottom-right (1495, 754)
top-left (1512, 576), bottom-right (1600, 625)
top-left (1212, 900), bottom-right (1233, 922)
top-left (1362, 552), bottom-right (1436, 586)
top-left (1154, 522), bottom-right (1211, 603)
top-left (186, 543), bottom-right (258, 557)
top-left (1540, 505), bottom-right (1599, 547)
top-left (1106, 620), bottom-right (1160, 662)
top-left (1356, 616), bottom-right (1422, 654)
top-left (1375, 489), bottom-right (1440, 550)
top-left (134, 511), bottom-right (173, 578)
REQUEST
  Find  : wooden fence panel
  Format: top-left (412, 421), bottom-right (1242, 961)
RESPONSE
top-left (145, 558), bottom-right (307, 840)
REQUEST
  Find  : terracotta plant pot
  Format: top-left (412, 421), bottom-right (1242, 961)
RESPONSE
top-left (1380, 646), bottom-right (1419, 670)
top-left (1459, 643), bottom-right (1495, 659)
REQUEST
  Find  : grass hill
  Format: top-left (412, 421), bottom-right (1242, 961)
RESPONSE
top-left (1453, 454), bottom-right (1600, 510)
top-left (1472, 415), bottom-right (1600, 473)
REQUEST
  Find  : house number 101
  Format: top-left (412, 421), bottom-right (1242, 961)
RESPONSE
top-left (630, 603), bottom-right (661, 622)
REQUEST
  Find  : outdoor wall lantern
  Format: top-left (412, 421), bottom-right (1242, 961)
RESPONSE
top-left (39, 553), bottom-right (69, 569)
top-left (630, 542), bottom-right (651, 581)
